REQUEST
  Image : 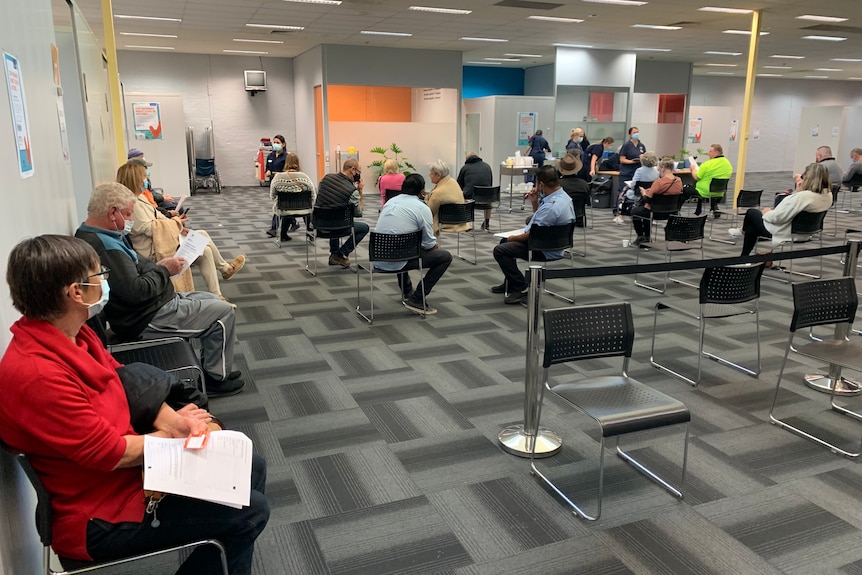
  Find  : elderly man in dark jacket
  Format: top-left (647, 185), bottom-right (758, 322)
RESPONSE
top-left (457, 152), bottom-right (494, 231)
top-left (315, 158), bottom-right (369, 268)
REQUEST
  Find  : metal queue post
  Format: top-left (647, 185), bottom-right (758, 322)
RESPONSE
top-left (803, 239), bottom-right (862, 396)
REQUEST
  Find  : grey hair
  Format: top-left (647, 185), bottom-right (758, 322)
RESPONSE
top-left (428, 159), bottom-right (449, 178)
top-left (87, 182), bottom-right (136, 217)
top-left (640, 151), bottom-right (658, 168)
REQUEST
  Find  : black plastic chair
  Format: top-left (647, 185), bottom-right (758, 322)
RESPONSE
top-left (307, 205), bottom-right (356, 276)
top-left (438, 200), bottom-right (477, 265)
top-left (530, 303), bottom-right (690, 520)
top-left (684, 177), bottom-right (728, 215)
top-left (635, 215), bottom-right (707, 293)
top-left (384, 188), bottom-right (402, 204)
top-left (528, 222), bottom-right (577, 303)
top-left (769, 277), bottom-right (862, 458)
top-left (828, 184), bottom-right (841, 236)
top-left (356, 230), bottom-right (425, 323)
top-left (717, 189), bottom-right (763, 244)
top-left (109, 337), bottom-right (205, 394)
top-left (651, 264), bottom-right (765, 386)
top-left (473, 185), bottom-right (501, 232)
top-left (629, 192), bottom-right (682, 245)
top-left (10, 451), bottom-right (229, 575)
top-left (763, 209), bottom-right (827, 282)
top-left (275, 188), bottom-right (314, 251)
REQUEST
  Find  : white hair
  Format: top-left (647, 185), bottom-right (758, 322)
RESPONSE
top-left (87, 182), bottom-right (135, 217)
top-left (428, 159), bottom-right (449, 178)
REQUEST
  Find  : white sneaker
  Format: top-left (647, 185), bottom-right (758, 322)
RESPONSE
top-left (613, 216), bottom-right (624, 225)
top-left (728, 228), bottom-right (742, 238)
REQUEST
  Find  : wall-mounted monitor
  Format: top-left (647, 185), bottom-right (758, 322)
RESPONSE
top-left (244, 70), bottom-right (267, 92)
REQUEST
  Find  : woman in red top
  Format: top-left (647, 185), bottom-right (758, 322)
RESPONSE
top-left (0, 235), bottom-right (269, 574)
top-left (630, 157), bottom-right (683, 246)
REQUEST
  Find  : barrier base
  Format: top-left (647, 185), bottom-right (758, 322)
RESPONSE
top-left (499, 425), bottom-right (562, 458)
top-left (804, 374), bottom-right (862, 396)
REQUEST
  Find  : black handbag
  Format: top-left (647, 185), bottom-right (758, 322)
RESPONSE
top-left (116, 363), bottom-right (208, 434)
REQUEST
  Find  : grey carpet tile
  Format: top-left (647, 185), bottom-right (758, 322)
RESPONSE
top-left (253, 522), bottom-right (330, 575)
top-left (361, 394), bottom-right (475, 444)
top-left (789, 467), bottom-right (862, 530)
top-left (273, 408), bottom-right (386, 461)
top-left (266, 375), bottom-right (358, 420)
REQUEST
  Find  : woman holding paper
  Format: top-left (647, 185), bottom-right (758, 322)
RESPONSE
top-left (0, 234), bottom-right (270, 575)
top-left (118, 162), bottom-right (245, 305)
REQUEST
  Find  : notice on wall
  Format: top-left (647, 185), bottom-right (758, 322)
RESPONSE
top-left (518, 112), bottom-right (536, 147)
top-left (752, 128), bottom-right (760, 140)
top-left (422, 88), bottom-right (442, 101)
top-left (688, 117), bottom-right (703, 144)
top-left (4, 52), bottom-right (34, 178)
top-left (132, 102), bottom-right (163, 140)
top-left (729, 119), bottom-right (738, 143)
top-left (57, 99), bottom-right (69, 160)
top-left (832, 126), bottom-right (840, 138)
top-left (811, 124), bottom-right (820, 138)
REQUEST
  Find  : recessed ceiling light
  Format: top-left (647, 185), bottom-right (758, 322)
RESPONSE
top-left (583, 0), bottom-right (647, 5)
top-left (125, 45), bottom-right (176, 50)
top-left (723, 30), bottom-right (769, 35)
top-left (486, 57), bottom-right (521, 61)
top-left (461, 36), bottom-right (508, 42)
top-left (553, 43), bottom-right (595, 48)
top-left (771, 54), bottom-right (805, 59)
top-left (634, 47), bottom-right (672, 52)
top-left (816, 68), bottom-right (842, 71)
top-left (850, 78), bottom-right (862, 81)
top-left (282, 0), bottom-right (341, 4)
top-left (698, 6), bottom-right (752, 14)
top-left (246, 24), bottom-right (305, 30)
top-left (757, 73), bottom-right (783, 77)
top-left (233, 38), bottom-right (285, 44)
top-left (705, 63), bottom-right (737, 67)
top-left (115, 15), bottom-right (181, 22)
top-left (466, 61), bottom-right (502, 65)
top-left (529, 15), bottom-right (584, 23)
top-left (223, 49), bottom-right (269, 54)
top-left (704, 51), bottom-right (741, 56)
top-left (119, 32), bottom-right (178, 38)
top-left (707, 72), bottom-right (735, 75)
top-left (803, 75), bottom-right (829, 78)
top-left (631, 24), bottom-right (681, 30)
top-left (361, 30), bottom-right (412, 36)
top-left (506, 53), bottom-right (542, 58)
top-left (763, 65), bottom-right (791, 69)
top-left (796, 14), bottom-right (848, 22)
top-left (408, 6), bottom-right (471, 14)
top-left (832, 58), bottom-right (862, 62)
top-left (803, 35), bottom-right (846, 41)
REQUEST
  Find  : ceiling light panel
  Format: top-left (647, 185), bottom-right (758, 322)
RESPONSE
top-left (553, 43), bottom-right (594, 48)
top-left (246, 24), bottom-right (305, 30)
top-left (506, 53), bottom-right (542, 57)
top-left (583, 0), bottom-right (647, 5)
top-left (119, 32), bottom-right (178, 38)
top-left (125, 45), bottom-right (175, 49)
top-left (803, 35), bottom-right (846, 41)
top-left (529, 16), bottom-right (584, 23)
top-left (631, 24), bottom-right (681, 30)
top-left (466, 61), bottom-right (501, 65)
top-left (704, 63), bottom-right (737, 66)
top-left (796, 14), bottom-right (848, 22)
top-left (223, 49), bottom-right (268, 54)
top-left (485, 57), bottom-right (521, 61)
top-left (115, 15), bottom-right (181, 22)
top-left (361, 30), bottom-right (412, 36)
top-left (723, 30), bottom-right (769, 35)
top-left (409, 6), bottom-right (471, 14)
top-left (815, 68), bottom-right (842, 71)
top-left (704, 51), bottom-right (741, 56)
top-left (282, 0), bottom-right (341, 4)
top-left (770, 54), bottom-right (805, 59)
top-left (698, 6), bottom-right (752, 14)
top-left (461, 37), bottom-right (508, 42)
top-left (634, 47), bottom-right (672, 51)
top-left (832, 58), bottom-right (862, 62)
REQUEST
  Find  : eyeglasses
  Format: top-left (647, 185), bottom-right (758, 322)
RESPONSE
top-left (83, 266), bottom-right (110, 282)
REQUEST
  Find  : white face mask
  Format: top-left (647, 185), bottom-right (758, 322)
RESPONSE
top-left (85, 279), bottom-right (110, 319)
top-left (121, 219), bottom-right (134, 236)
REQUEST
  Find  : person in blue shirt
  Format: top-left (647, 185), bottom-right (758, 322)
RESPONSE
top-left (492, 165), bottom-right (575, 305)
top-left (374, 174), bottom-right (453, 316)
top-left (525, 130), bottom-right (551, 184)
top-left (619, 127), bottom-right (646, 193)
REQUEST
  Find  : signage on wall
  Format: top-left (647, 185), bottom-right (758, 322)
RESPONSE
top-left (811, 124), bottom-right (820, 138)
top-left (4, 52), bottom-right (34, 178)
top-left (729, 119), bottom-right (738, 143)
top-left (687, 117), bottom-right (702, 144)
top-left (132, 102), bottom-right (163, 140)
top-left (518, 112), bottom-right (536, 146)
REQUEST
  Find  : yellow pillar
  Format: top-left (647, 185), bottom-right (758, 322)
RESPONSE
top-left (734, 10), bottom-right (762, 206)
top-left (101, 0), bottom-right (126, 166)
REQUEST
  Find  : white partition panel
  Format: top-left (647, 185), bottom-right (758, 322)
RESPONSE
top-left (795, 106), bottom-right (844, 174)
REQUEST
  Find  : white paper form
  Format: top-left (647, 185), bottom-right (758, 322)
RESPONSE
top-left (143, 430), bottom-right (253, 508)
top-left (494, 227), bottom-right (527, 240)
top-left (171, 229), bottom-right (208, 279)
top-left (174, 195), bottom-right (189, 211)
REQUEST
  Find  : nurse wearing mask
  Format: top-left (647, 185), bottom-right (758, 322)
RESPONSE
top-left (618, 127), bottom-right (646, 196)
top-left (265, 135), bottom-right (288, 237)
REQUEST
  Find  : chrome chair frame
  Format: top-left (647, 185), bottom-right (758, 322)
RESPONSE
top-left (306, 205), bottom-right (357, 276)
top-left (473, 186), bottom-right (502, 232)
top-left (628, 192), bottom-right (682, 245)
top-left (762, 210), bottom-right (827, 284)
top-left (635, 215), bottom-right (707, 294)
top-left (438, 200), bottom-right (477, 265)
top-left (527, 222), bottom-right (577, 303)
top-left (356, 230), bottom-right (426, 324)
top-left (711, 189), bottom-right (763, 245)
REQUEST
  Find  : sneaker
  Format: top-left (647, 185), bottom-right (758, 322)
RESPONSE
top-left (288, 222), bottom-right (301, 232)
top-left (279, 234), bottom-right (292, 242)
top-left (504, 290), bottom-right (529, 305)
top-left (219, 295), bottom-right (237, 309)
top-left (490, 283), bottom-right (507, 294)
top-left (204, 374), bottom-right (245, 398)
top-left (613, 216), bottom-right (624, 225)
top-left (712, 211), bottom-right (722, 219)
top-left (728, 228), bottom-right (742, 238)
top-left (222, 255), bottom-right (246, 280)
top-left (403, 296), bottom-right (437, 315)
top-left (328, 253), bottom-right (350, 268)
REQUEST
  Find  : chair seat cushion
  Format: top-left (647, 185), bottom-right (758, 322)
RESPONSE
top-left (548, 376), bottom-right (690, 438)
top-left (657, 299), bottom-right (755, 320)
top-left (795, 339), bottom-right (862, 371)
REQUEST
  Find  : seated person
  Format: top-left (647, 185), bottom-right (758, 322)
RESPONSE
top-left (843, 147), bottom-right (862, 190)
top-left (586, 136), bottom-right (615, 177)
top-left (315, 158), bottom-right (369, 268)
top-left (375, 173), bottom-right (452, 316)
top-left (630, 157), bottom-right (683, 246)
top-left (0, 234), bottom-right (269, 574)
top-left (492, 165), bottom-right (575, 305)
top-left (377, 158), bottom-right (406, 206)
top-left (75, 183), bottom-right (244, 396)
top-left (128, 149), bottom-right (179, 213)
top-left (117, 163), bottom-right (245, 306)
top-left (424, 160), bottom-right (470, 235)
top-left (270, 152), bottom-right (316, 241)
top-left (557, 153), bottom-right (590, 227)
top-left (732, 163), bottom-right (833, 256)
top-left (456, 152), bottom-right (493, 230)
top-left (614, 151), bottom-right (658, 224)
top-left (688, 143), bottom-right (732, 217)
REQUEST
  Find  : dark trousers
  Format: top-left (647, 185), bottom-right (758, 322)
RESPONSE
top-left (631, 205), bottom-right (652, 239)
top-left (82, 453), bottom-right (270, 575)
top-left (493, 239), bottom-right (548, 292)
top-left (280, 214), bottom-right (311, 238)
top-left (394, 248), bottom-right (453, 297)
top-left (740, 208), bottom-right (771, 255)
top-left (329, 222), bottom-right (370, 256)
top-left (694, 196), bottom-right (722, 215)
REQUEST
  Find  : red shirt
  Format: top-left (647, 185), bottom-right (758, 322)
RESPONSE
top-left (0, 318), bottom-right (144, 561)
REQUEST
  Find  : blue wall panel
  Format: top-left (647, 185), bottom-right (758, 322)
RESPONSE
top-left (462, 66), bottom-right (525, 98)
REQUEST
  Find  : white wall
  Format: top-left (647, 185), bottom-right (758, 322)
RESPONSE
top-left (293, 45), bottom-right (323, 179)
top-left (411, 88), bottom-right (458, 124)
top-left (117, 51), bottom-right (296, 186)
top-left (795, 106), bottom-right (844, 174)
top-left (555, 48), bottom-right (636, 88)
top-left (524, 64), bottom-right (554, 97)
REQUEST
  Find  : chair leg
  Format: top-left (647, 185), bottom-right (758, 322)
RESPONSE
top-left (355, 267), bottom-right (374, 324)
top-left (616, 424), bottom-right (688, 500)
top-left (708, 214), bottom-right (735, 245)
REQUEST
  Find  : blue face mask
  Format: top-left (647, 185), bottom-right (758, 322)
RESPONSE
top-left (85, 279), bottom-right (110, 319)
top-left (121, 219), bottom-right (133, 236)
top-left (576, 137), bottom-right (583, 143)
top-left (142, 178), bottom-right (149, 190)
top-left (146, 168), bottom-right (151, 177)
top-left (631, 133), bottom-right (640, 140)
top-left (272, 143), bottom-right (283, 152)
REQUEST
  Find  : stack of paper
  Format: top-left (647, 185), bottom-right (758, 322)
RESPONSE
top-left (494, 227), bottom-right (527, 240)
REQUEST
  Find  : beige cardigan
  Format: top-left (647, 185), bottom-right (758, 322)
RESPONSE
top-left (129, 195), bottom-right (194, 292)
top-left (425, 176), bottom-right (470, 234)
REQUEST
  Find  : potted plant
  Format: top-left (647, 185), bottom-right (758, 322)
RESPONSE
top-left (369, 143), bottom-right (415, 181)
top-left (679, 148), bottom-right (691, 168)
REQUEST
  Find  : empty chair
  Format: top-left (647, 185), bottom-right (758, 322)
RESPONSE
top-left (651, 264), bottom-right (765, 386)
top-left (530, 303), bottom-right (690, 520)
top-left (307, 205), bottom-right (356, 276)
top-left (528, 222), bottom-right (577, 303)
top-left (769, 277), bottom-right (862, 458)
top-left (356, 230), bottom-right (426, 323)
top-left (437, 200), bottom-right (477, 264)
top-left (716, 189), bottom-right (763, 244)
top-left (109, 337), bottom-right (206, 394)
top-left (635, 215), bottom-right (707, 294)
top-left (473, 185), bottom-right (501, 232)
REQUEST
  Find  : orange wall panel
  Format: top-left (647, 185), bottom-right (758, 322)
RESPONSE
top-left (327, 85), bottom-right (412, 122)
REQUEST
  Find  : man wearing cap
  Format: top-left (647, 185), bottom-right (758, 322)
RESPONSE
top-left (557, 154), bottom-right (590, 227)
top-left (128, 149), bottom-right (179, 213)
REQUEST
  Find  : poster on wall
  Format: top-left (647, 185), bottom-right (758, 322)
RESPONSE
top-left (132, 102), bottom-right (163, 140)
top-left (811, 124), bottom-right (820, 138)
top-left (832, 126), bottom-right (840, 138)
top-left (3, 52), bottom-right (34, 178)
top-left (729, 119), bottom-right (738, 143)
top-left (688, 117), bottom-right (703, 144)
top-left (753, 128), bottom-right (760, 140)
top-left (518, 112), bottom-right (536, 146)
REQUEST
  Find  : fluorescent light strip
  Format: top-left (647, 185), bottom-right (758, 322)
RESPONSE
top-left (723, 29), bottom-right (769, 35)
top-left (631, 24), bottom-right (681, 30)
top-left (771, 54), bottom-right (805, 59)
top-left (803, 75), bottom-right (828, 78)
top-left (361, 30), bottom-right (412, 36)
top-left (223, 49), bottom-right (268, 54)
top-left (233, 39), bottom-right (284, 44)
top-left (816, 68), bottom-right (842, 71)
top-left (246, 24), bottom-right (305, 30)
top-left (850, 78), bottom-right (862, 81)
top-left (796, 14), bottom-right (848, 22)
top-left (583, 0), bottom-right (647, 5)
top-left (832, 58), bottom-right (862, 62)
top-left (505, 53), bottom-right (542, 58)
top-left (466, 61), bottom-right (501, 65)
top-left (705, 63), bottom-right (737, 67)
top-left (529, 16), bottom-right (584, 23)
top-left (115, 15), bottom-right (181, 22)
top-left (803, 35), bottom-right (846, 41)
top-left (704, 51), bottom-right (741, 56)
top-left (763, 65), bottom-right (791, 69)
top-left (553, 43), bottom-right (594, 48)
top-left (125, 45), bottom-right (175, 50)
top-left (634, 47), bottom-right (672, 52)
top-left (409, 5), bottom-right (471, 14)
top-left (698, 6), bottom-right (752, 14)
top-left (282, 0), bottom-right (341, 4)
top-left (757, 73), bottom-right (783, 77)
top-left (707, 72), bottom-right (734, 75)
top-left (485, 57), bottom-right (521, 61)
top-left (119, 32), bottom-right (178, 38)
top-left (461, 36), bottom-right (508, 42)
